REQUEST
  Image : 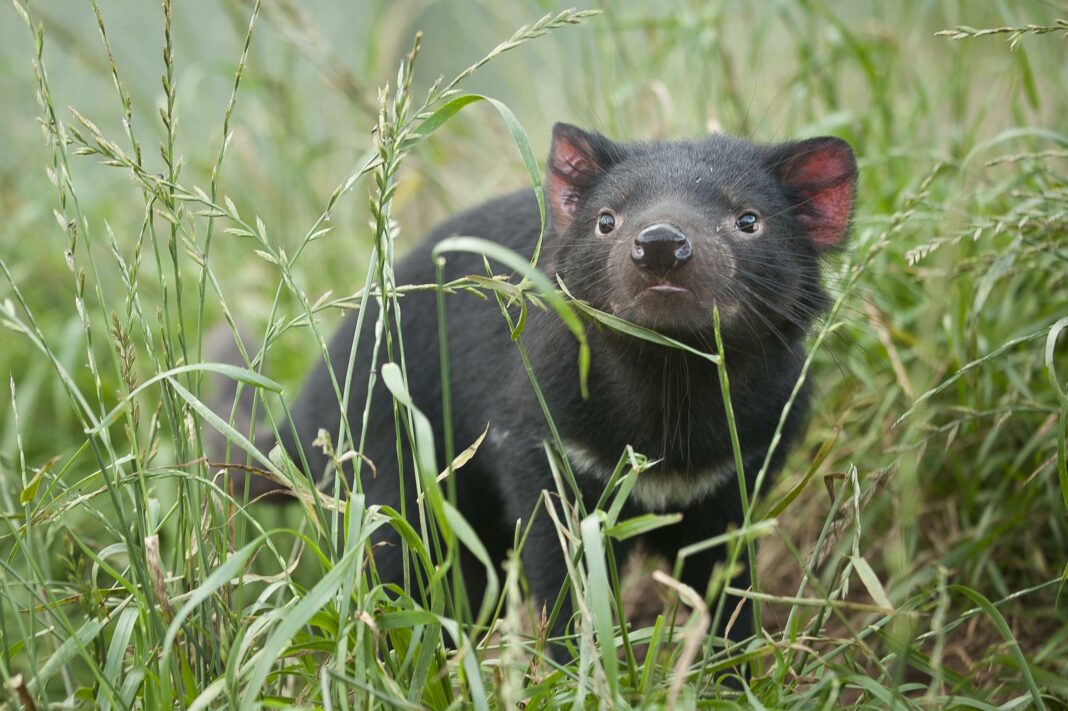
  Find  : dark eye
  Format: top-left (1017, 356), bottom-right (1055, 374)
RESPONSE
top-left (597, 211), bottom-right (616, 235)
top-left (736, 212), bottom-right (760, 234)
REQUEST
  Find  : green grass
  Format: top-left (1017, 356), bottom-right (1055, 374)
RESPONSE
top-left (1, 1), bottom-right (1066, 708)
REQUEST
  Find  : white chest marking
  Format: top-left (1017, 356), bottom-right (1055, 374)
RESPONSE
top-left (561, 439), bottom-right (737, 512)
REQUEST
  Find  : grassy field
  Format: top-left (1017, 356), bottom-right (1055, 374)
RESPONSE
top-left (1, 0), bottom-right (1066, 708)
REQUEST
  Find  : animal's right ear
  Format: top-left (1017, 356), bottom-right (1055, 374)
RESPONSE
top-left (546, 123), bottom-right (618, 233)
top-left (767, 136), bottom-right (857, 251)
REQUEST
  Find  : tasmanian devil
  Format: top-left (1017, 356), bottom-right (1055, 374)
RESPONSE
top-left (212, 123), bottom-right (857, 655)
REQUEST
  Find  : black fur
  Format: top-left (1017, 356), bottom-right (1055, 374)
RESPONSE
top-left (217, 124), bottom-right (857, 657)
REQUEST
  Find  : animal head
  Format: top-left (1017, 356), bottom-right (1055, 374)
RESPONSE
top-left (545, 123), bottom-right (857, 349)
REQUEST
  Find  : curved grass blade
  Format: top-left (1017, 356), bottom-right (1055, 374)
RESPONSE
top-left (950, 584), bottom-right (1047, 711)
top-left (89, 362), bottom-right (281, 434)
top-left (431, 236), bottom-right (590, 397)
top-left (239, 543), bottom-right (363, 709)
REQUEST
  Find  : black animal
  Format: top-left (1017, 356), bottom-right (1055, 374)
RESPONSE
top-left (212, 123), bottom-right (857, 655)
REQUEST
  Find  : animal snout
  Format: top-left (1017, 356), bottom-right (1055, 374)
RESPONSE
top-left (630, 223), bottom-right (692, 273)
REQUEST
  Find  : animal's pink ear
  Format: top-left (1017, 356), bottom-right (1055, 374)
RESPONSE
top-left (770, 137), bottom-right (857, 250)
top-left (546, 124), bottom-right (614, 233)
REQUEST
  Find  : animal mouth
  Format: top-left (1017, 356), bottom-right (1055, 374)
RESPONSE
top-left (614, 277), bottom-right (704, 331)
top-left (643, 283), bottom-right (689, 295)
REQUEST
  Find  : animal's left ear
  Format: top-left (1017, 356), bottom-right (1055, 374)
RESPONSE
top-left (768, 137), bottom-right (857, 250)
top-left (546, 123), bottom-right (620, 234)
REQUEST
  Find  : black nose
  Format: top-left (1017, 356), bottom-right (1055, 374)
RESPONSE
top-left (631, 223), bottom-right (692, 273)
